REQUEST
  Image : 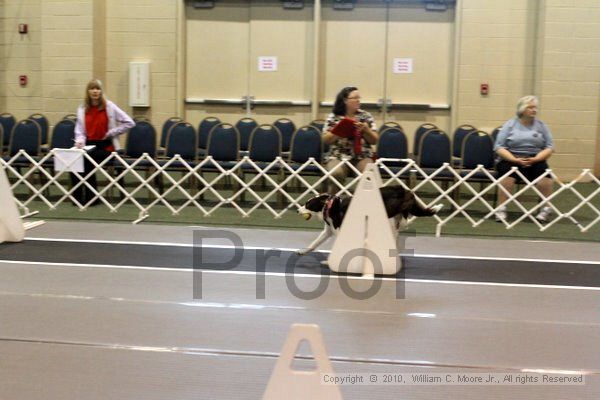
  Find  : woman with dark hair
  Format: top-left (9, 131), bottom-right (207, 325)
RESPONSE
top-left (322, 86), bottom-right (378, 194)
top-left (71, 78), bottom-right (134, 206)
top-left (494, 95), bottom-right (554, 222)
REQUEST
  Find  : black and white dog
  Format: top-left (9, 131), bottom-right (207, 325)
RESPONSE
top-left (296, 186), bottom-right (442, 255)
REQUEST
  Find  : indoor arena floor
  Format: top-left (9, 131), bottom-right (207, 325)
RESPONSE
top-left (0, 221), bottom-right (598, 399)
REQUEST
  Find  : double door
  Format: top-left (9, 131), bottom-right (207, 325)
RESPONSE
top-left (186, 1), bottom-right (454, 128)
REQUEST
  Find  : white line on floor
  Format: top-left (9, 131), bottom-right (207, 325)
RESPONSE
top-left (0, 337), bottom-right (598, 375)
top-left (1, 259), bottom-right (599, 291)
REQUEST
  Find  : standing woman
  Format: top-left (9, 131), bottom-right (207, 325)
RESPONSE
top-left (322, 86), bottom-right (378, 194)
top-left (494, 95), bottom-right (554, 222)
top-left (71, 78), bottom-right (135, 205)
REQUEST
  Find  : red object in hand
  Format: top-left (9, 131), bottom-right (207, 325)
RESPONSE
top-left (331, 117), bottom-right (363, 155)
top-left (331, 117), bottom-right (357, 139)
top-left (353, 129), bottom-right (362, 155)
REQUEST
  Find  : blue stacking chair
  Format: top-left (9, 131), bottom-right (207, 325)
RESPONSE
top-left (378, 121), bottom-right (402, 133)
top-left (309, 119), bottom-right (328, 153)
top-left (235, 117), bottom-right (258, 153)
top-left (460, 131), bottom-right (495, 172)
top-left (452, 124), bottom-right (477, 166)
top-left (50, 119), bottom-right (76, 149)
top-left (6, 117), bottom-right (48, 192)
top-left (1, 113), bottom-right (16, 151)
top-left (418, 129), bottom-right (451, 169)
top-left (164, 122), bottom-right (197, 162)
top-left (124, 120), bottom-right (157, 160)
top-left (240, 124), bottom-right (283, 203)
top-left (413, 122), bottom-right (438, 158)
top-left (248, 124), bottom-right (282, 164)
top-left (285, 125), bottom-right (323, 194)
top-left (198, 116), bottom-right (221, 154)
top-left (205, 123), bottom-right (240, 169)
top-left (289, 125), bottom-right (322, 166)
top-left (159, 116), bottom-right (183, 155)
top-left (133, 115), bottom-right (150, 123)
top-left (200, 123), bottom-right (241, 197)
top-left (491, 125), bottom-right (502, 143)
top-left (28, 113), bottom-right (49, 146)
top-left (117, 120), bottom-right (158, 199)
top-left (4, 119), bottom-right (43, 188)
top-left (416, 128), bottom-right (453, 189)
top-left (456, 130), bottom-right (498, 202)
top-left (47, 120), bottom-right (76, 194)
top-left (157, 122), bottom-right (197, 194)
top-left (377, 127), bottom-right (411, 181)
top-left (308, 119), bottom-right (329, 154)
top-left (273, 118), bottom-right (296, 153)
top-left (6, 119), bottom-right (42, 160)
top-left (309, 119), bottom-right (325, 132)
top-left (62, 113), bottom-right (78, 122)
top-left (377, 127), bottom-right (408, 161)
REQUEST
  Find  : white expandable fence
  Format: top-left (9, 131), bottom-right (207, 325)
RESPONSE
top-left (1, 149), bottom-right (598, 236)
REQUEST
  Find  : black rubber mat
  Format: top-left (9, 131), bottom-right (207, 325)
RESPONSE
top-left (0, 240), bottom-right (598, 287)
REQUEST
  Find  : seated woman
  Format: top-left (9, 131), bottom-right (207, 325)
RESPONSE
top-left (322, 86), bottom-right (378, 194)
top-left (494, 95), bottom-right (554, 222)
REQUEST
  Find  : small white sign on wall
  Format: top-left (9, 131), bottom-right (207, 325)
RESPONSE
top-left (258, 56), bottom-right (278, 72)
top-left (129, 61), bottom-right (150, 107)
top-left (393, 58), bottom-right (413, 74)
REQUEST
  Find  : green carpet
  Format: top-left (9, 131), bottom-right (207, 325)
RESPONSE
top-left (12, 175), bottom-right (600, 242)
top-left (24, 200), bottom-right (599, 243)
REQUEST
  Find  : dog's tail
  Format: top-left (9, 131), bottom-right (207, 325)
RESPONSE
top-left (410, 202), bottom-right (443, 217)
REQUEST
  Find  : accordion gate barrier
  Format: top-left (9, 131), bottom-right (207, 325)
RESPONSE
top-left (1, 149), bottom-right (598, 237)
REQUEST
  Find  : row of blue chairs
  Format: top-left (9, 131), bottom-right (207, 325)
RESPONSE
top-left (408, 122), bottom-right (500, 161)
top-left (0, 112), bottom-right (324, 156)
top-left (0, 115), bottom-right (326, 171)
top-left (129, 119), bottom-right (324, 167)
top-left (1, 111), bottom-right (501, 157)
top-left (0, 112), bottom-right (54, 150)
top-left (149, 116), bottom-right (319, 155)
top-left (377, 122), bottom-right (498, 170)
top-left (151, 119), bottom-right (499, 185)
top-left (1, 111), bottom-right (500, 176)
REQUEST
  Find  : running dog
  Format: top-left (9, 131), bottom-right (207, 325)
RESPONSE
top-left (296, 186), bottom-right (442, 255)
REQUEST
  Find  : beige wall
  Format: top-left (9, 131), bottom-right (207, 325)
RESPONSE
top-left (105, 0), bottom-right (178, 126)
top-left (536, 0), bottom-right (600, 179)
top-left (1, 0), bottom-right (43, 118)
top-left (41, 0), bottom-right (94, 124)
top-left (455, 0), bottom-right (539, 131)
top-left (0, 0), bottom-right (178, 131)
top-left (1, 0), bottom-right (599, 179)
top-left (457, 0), bottom-right (600, 179)
top-left (0, 0), bottom-right (5, 112)
top-left (383, 3), bottom-right (455, 144)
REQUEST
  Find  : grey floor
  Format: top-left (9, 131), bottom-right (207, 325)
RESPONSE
top-left (1, 221), bottom-right (599, 399)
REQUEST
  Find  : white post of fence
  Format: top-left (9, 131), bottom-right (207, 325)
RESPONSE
top-left (0, 165), bottom-right (25, 243)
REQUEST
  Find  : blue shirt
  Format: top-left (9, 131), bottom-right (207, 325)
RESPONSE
top-left (494, 117), bottom-right (553, 157)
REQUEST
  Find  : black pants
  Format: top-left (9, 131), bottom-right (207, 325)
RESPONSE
top-left (69, 140), bottom-right (112, 204)
top-left (496, 158), bottom-right (550, 183)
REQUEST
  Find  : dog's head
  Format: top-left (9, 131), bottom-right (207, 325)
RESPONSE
top-left (297, 194), bottom-right (330, 221)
